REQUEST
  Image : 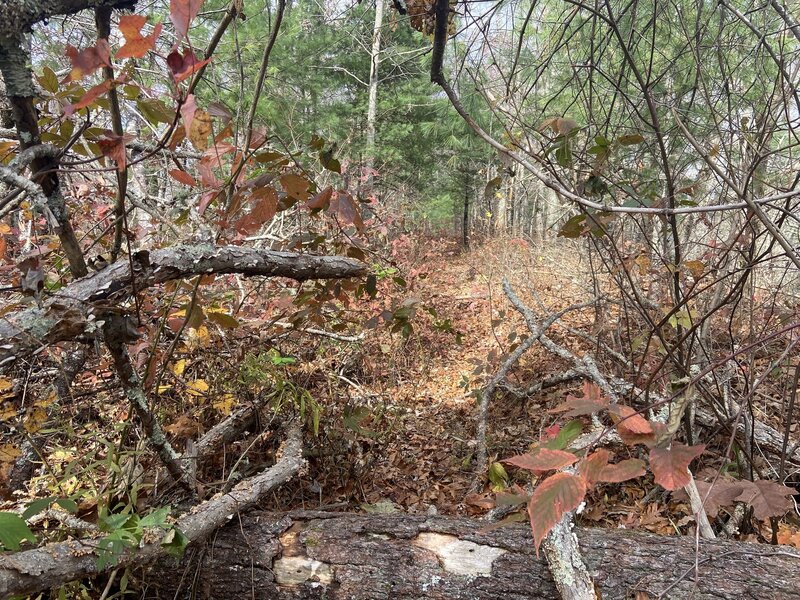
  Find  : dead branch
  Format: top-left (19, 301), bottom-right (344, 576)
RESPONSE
top-left (0, 244), bottom-right (366, 369)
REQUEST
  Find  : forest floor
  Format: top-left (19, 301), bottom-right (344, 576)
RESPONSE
top-left (290, 234), bottom-right (800, 547)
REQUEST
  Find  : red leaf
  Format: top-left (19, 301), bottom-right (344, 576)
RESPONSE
top-left (578, 449), bottom-right (610, 485)
top-left (528, 473), bottom-right (586, 555)
top-left (649, 443), bottom-right (705, 491)
top-left (598, 458), bottom-right (646, 483)
top-left (170, 0), bottom-right (205, 41)
top-left (169, 169), bottom-right (197, 187)
top-left (63, 80), bottom-right (114, 116)
top-left (503, 448), bottom-right (577, 475)
top-left (63, 40), bottom-right (111, 83)
top-left (235, 187), bottom-right (278, 235)
top-left (549, 382), bottom-right (610, 417)
top-left (117, 16), bottom-right (162, 60)
top-left (167, 49), bottom-right (212, 82)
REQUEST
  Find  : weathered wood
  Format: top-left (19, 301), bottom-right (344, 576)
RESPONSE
top-left (0, 244), bottom-right (366, 369)
top-left (146, 511), bottom-right (800, 600)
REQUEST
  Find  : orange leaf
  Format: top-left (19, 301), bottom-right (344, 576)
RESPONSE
top-left (235, 187), bottom-right (279, 235)
top-left (528, 473), bottom-right (586, 555)
top-left (610, 404), bottom-right (653, 435)
top-left (330, 189), bottom-right (364, 231)
top-left (503, 448), bottom-right (577, 475)
top-left (117, 16), bottom-right (162, 60)
top-left (649, 443), bottom-right (704, 490)
top-left (97, 130), bottom-right (131, 172)
top-left (578, 449), bottom-right (610, 485)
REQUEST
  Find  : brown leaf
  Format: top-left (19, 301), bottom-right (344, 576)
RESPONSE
top-left (280, 173), bottom-right (312, 201)
top-left (235, 187), bottom-right (279, 235)
top-left (330, 189), bottom-right (364, 231)
top-left (735, 480), bottom-right (795, 520)
top-left (598, 458), bottom-right (646, 483)
top-left (169, 169), bottom-right (197, 187)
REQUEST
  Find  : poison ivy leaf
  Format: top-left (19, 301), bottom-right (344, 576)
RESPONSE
top-left (169, 169), bottom-right (197, 187)
top-left (618, 134), bottom-right (645, 145)
top-left (528, 473), bottom-right (586, 555)
top-left (649, 443), bottom-right (705, 490)
top-left (138, 98), bottom-right (176, 125)
top-left (543, 420), bottom-right (583, 450)
top-left (579, 449), bottom-right (610, 485)
top-left (557, 214), bottom-right (586, 238)
top-left (64, 40), bottom-right (111, 83)
top-left (609, 404), bottom-right (653, 435)
top-left (22, 497), bottom-right (56, 520)
top-left (503, 448), bottom-right (577, 475)
top-left (280, 174), bottom-right (312, 201)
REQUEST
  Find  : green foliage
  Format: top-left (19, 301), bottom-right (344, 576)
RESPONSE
top-left (238, 351), bottom-right (321, 435)
top-left (96, 505), bottom-right (185, 570)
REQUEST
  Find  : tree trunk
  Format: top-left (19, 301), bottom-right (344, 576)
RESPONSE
top-left (364, 0), bottom-right (383, 191)
top-left (145, 511), bottom-right (800, 599)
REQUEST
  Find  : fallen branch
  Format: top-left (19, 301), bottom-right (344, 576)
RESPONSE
top-left (0, 244), bottom-right (366, 369)
top-left (0, 425), bottom-right (305, 599)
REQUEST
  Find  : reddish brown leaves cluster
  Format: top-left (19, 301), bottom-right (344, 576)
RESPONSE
top-left (549, 381), bottom-right (609, 417)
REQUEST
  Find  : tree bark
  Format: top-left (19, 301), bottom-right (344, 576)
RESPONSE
top-left (0, 244), bottom-right (366, 369)
top-left (143, 511), bottom-right (800, 599)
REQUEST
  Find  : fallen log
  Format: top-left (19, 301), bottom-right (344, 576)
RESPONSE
top-left (146, 511), bottom-right (800, 599)
top-left (0, 244), bottom-right (366, 369)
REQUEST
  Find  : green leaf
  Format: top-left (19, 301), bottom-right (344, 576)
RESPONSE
top-left (137, 98), bottom-right (175, 125)
top-left (22, 497), bottom-right (56, 520)
top-left (55, 498), bottom-right (79, 513)
top-left (558, 214), bottom-right (586, 238)
top-left (139, 506), bottom-right (171, 528)
top-left (37, 67), bottom-right (59, 94)
top-left (0, 512), bottom-right (37, 550)
top-left (544, 420), bottom-right (583, 450)
top-left (161, 528), bottom-right (189, 557)
top-left (488, 461), bottom-right (509, 489)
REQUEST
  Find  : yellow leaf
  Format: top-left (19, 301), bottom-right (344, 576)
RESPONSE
top-left (24, 406), bottom-right (47, 433)
top-left (0, 377), bottom-right (13, 395)
top-left (171, 359), bottom-right (187, 377)
top-left (212, 393), bottom-right (236, 415)
top-left (0, 443), bottom-right (21, 463)
top-left (1, 402), bottom-right (17, 422)
top-left (157, 385), bottom-right (173, 394)
top-left (189, 108), bottom-right (212, 151)
top-left (187, 379), bottom-right (209, 397)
